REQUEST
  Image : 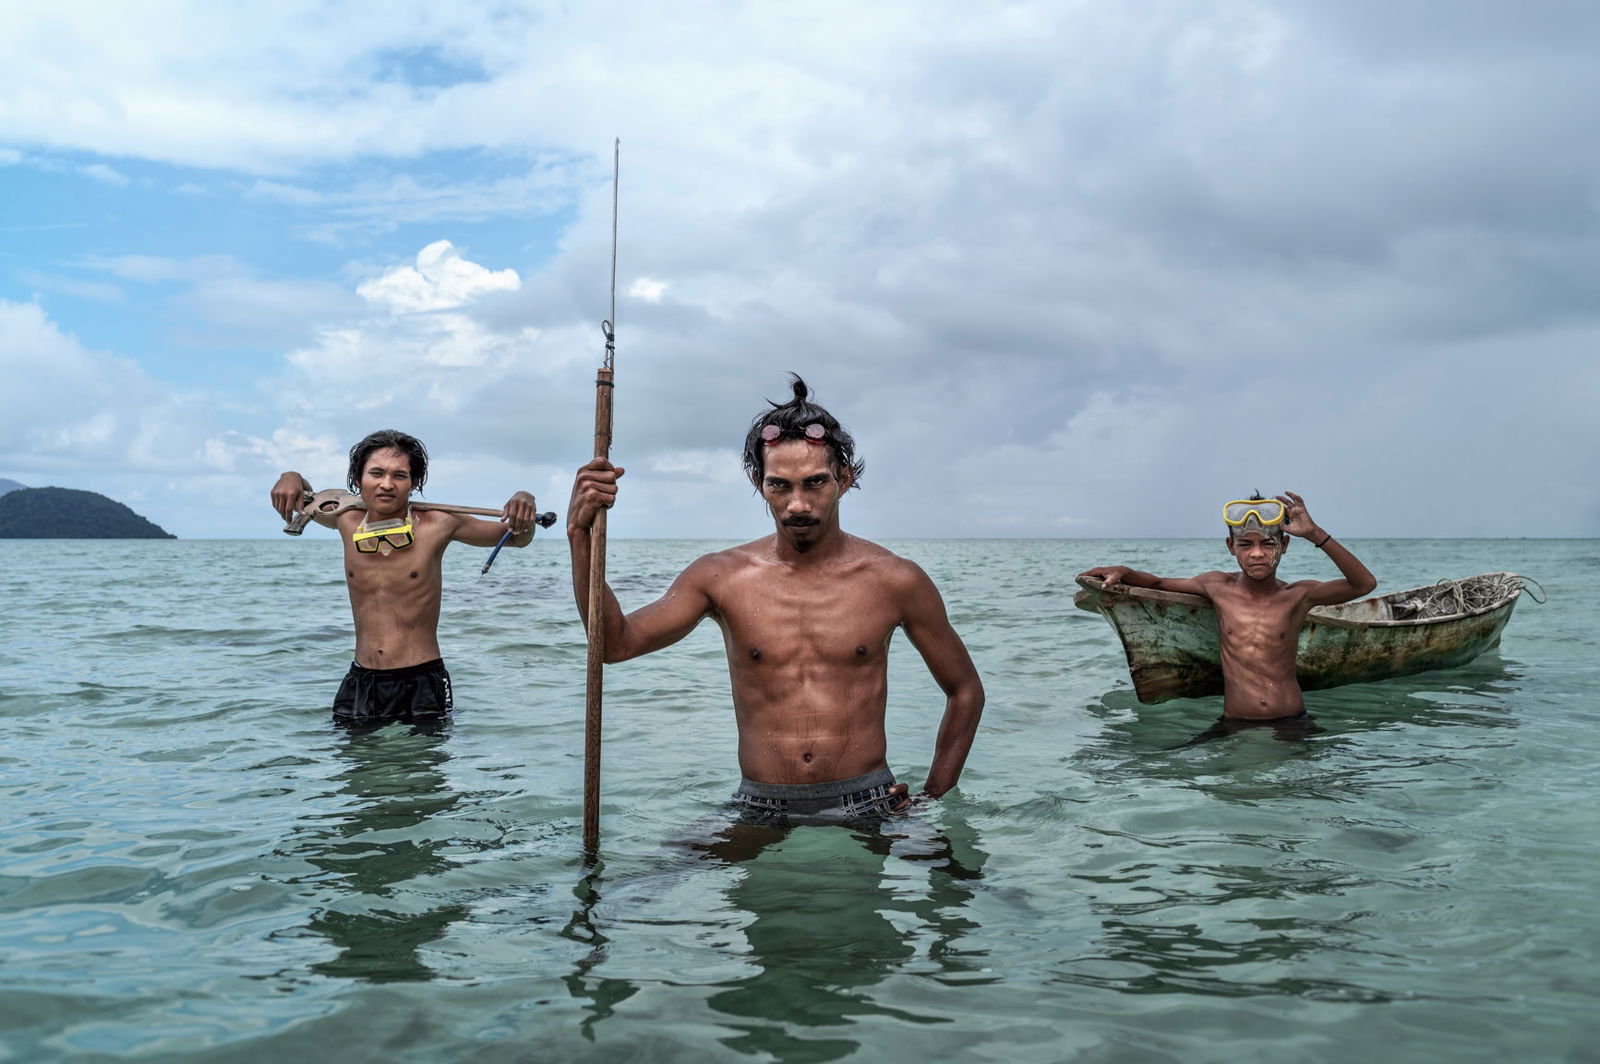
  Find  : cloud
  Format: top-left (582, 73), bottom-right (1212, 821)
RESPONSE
top-left (0, 300), bottom-right (190, 473)
top-left (628, 278), bottom-right (666, 303)
top-left (175, 277), bottom-right (366, 348)
top-left (244, 164), bottom-right (580, 241)
top-left (78, 162), bottom-right (128, 186)
top-left (66, 254), bottom-right (364, 348)
top-left (0, 300), bottom-right (346, 532)
top-left (200, 427), bottom-right (341, 477)
top-left (234, 242), bottom-right (542, 428)
top-left (356, 239), bottom-right (519, 313)
top-left (17, 269), bottom-right (125, 303)
top-left (79, 253), bottom-right (242, 284)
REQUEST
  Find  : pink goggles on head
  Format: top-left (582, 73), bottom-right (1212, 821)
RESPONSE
top-left (762, 423), bottom-right (827, 447)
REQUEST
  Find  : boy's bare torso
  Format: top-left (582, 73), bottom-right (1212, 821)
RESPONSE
top-left (1196, 572), bottom-right (1317, 718)
top-left (338, 508), bottom-right (450, 669)
top-left (697, 534), bottom-right (909, 785)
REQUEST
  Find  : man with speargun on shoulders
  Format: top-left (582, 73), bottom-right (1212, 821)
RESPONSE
top-left (271, 429), bottom-right (544, 728)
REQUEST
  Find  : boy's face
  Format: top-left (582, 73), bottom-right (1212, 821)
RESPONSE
top-left (359, 446), bottom-right (415, 519)
top-left (1226, 530), bottom-right (1286, 580)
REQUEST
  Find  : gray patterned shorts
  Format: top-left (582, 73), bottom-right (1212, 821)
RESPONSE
top-left (730, 768), bottom-right (903, 823)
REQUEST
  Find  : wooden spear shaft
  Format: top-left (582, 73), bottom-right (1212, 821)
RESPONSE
top-left (583, 139), bottom-right (619, 856)
top-left (582, 369), bottom-right (612, 854)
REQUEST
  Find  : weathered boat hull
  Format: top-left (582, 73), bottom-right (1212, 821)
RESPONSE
top-left (1074, 572), bottom-right (1522, 704)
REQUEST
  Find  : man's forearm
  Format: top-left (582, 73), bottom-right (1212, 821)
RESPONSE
top-left (922, 687), bottom-right (984, 797)
top-left (568, 531), bottom-right (598, 629)
top-left (567, 531), bottom-right (626, 656)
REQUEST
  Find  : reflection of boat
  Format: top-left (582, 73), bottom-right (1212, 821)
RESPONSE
top-left (1074, 572), bottom-right (1526, 704)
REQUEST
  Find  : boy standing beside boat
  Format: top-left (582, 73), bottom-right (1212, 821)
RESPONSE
top-left (1079, 492), bottom-right (1376, 721)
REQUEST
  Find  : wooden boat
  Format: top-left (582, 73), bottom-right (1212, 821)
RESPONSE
top-left (1074, 571), bottom-right (1526, 704)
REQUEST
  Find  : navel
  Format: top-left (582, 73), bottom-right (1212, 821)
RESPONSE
top-left (856, 645), bottom-right (867, 656)
top-left (802, 752), bottom-right (813, 763)
top-left (346, 570), bottom-right (354, 579)
top-left (749, 648), bottom-right (762, 661)
top-left (410, 571), bottom-right (419, 579)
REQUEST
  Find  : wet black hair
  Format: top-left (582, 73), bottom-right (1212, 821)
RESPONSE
top-left (347, 429), bottom-right (429, 493)
top-left (741, 375), bottom-right (864, 491)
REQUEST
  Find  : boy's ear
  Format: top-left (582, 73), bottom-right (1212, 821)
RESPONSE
top-left (1224, 536), bottom-right (1237, 555)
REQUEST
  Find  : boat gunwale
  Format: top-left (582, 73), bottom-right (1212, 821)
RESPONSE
top-left (1073, 572), bottom-right (1522, 630)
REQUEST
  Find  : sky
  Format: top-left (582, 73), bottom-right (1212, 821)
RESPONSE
top-left (2, 0), bottom-right (1596, 540)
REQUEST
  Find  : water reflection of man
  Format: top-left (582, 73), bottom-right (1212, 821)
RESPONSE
top-left (683, 819), bottom-right (988, 1057)
top-left (295, 723), bottom-right (467, 983)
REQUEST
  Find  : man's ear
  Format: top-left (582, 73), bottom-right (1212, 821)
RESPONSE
top-left (1224, 536), bottom-right (1237, 556)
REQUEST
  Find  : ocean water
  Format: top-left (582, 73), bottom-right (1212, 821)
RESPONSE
top-left (1, 537), bottom-right (1595, 1062)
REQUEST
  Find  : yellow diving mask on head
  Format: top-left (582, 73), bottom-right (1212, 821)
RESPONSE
top-left (352, 511), bottom-right (415, 555)
top-left (1222, 498), bottom-right (1286, 532)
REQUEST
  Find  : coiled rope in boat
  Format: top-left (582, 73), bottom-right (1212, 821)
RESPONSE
top-left (1395, 573), bottom-right (1526, 619)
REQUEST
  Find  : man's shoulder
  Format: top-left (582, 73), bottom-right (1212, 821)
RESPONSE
top-left (681, 539), bottom-right (768, 577)
top-left (843, 536), bottom-right (938, 591)
top-left (410, 507), bottom-right (463, 544)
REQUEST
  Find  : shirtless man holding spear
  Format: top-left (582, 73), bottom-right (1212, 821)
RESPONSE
top-left (568, 377), bottom-right (986, 824)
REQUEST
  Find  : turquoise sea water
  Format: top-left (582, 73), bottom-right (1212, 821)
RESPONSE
top-left (1, 537), bottom-right (1595, 1062)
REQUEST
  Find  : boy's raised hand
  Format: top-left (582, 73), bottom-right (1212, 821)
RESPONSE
top-left (1275, 491), bottom-right (1319, 539)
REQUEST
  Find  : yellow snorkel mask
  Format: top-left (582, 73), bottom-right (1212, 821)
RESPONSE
top-left (1222, 498), bottom-right (1286, 537)
top-left (351, 510), bottom-right (415, 555)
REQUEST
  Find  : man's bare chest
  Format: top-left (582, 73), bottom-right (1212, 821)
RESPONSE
top-left (714, 574), bottom-right (900, 665)
top-left (341, 537), bottom-right (446, 598)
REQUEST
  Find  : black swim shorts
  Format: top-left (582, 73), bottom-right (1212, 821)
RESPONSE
top-left (730, 768), bottom-right (904, 823)
top-left (332, 658), bottom-right (453, 725)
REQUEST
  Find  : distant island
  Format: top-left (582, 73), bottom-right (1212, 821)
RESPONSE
top-left (0, 486), bottom-right (175, 539)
